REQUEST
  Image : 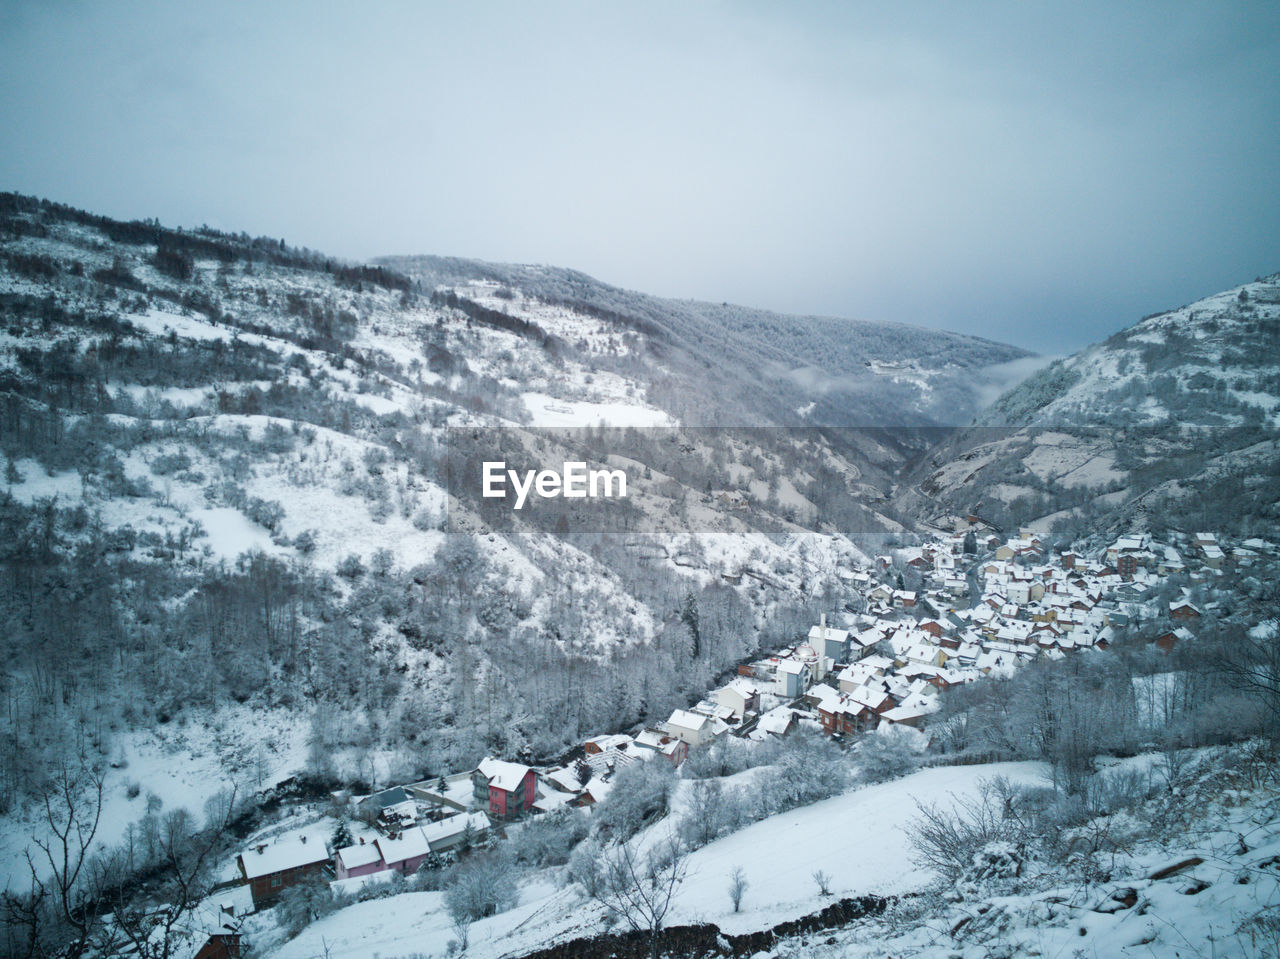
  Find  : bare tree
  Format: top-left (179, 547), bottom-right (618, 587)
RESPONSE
top-left (1, 761), bottom-right (105, 959)
top-left (727, 866), bottom-right (748, 913)
top-left (443, 852), bottom-right (518, 952)
top-left (1217, 618), bottom-right (1280, 740)
top-left (581, 834), bottom-right (689, 959)
top-left (96, 786), bottom-right (240, 959)
top-left (812, 869), bottom-right (832, 896)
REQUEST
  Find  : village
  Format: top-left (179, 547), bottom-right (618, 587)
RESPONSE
top-left (211, 519), bottom-right (1266, 947)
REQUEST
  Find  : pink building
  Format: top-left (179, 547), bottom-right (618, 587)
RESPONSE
top-left (334, 839), bottom-right (383, 881)
top-left (376, 827), bottom-right (433, 875)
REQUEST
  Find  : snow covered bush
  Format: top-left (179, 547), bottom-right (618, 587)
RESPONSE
top-left (856, 725), bottom-right (925, 784)
top-left (907, 776), bottom-right (1031, 882)
top-left (276, 878), bottom-right (346, 937)
top-left (590, 759), bottom-right (677, 841)
top-left (754, 727), bottom-right (851, 815)
top-left (443, 849), bottom-right (520, 945)
top-left (513, 807), bottom-right (590, 867)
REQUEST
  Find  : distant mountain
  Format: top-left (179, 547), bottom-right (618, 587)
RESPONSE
top-left (376, 254), bottom-right (1033, 428)
top-left (895, 273), bottom-right (1280, 542)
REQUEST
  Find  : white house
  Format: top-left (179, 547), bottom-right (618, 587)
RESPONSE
top-left (663, 708), bottom-right (715, 747)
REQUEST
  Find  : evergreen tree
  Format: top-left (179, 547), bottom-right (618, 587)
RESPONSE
top-left (331, 817), bottom-right (353, 852)
top-left (680, 591), bottom-right (701, 659)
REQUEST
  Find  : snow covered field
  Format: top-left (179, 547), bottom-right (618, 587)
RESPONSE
top-left (263, 761), bottom-right (1048, 959)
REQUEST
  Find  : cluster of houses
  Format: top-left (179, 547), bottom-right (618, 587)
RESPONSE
top-left (236, 780), bottom-right (494, 909)
top-left (233, 525), bottom-right (1264, 915)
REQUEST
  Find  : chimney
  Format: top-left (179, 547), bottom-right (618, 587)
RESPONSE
top-left (256, 844), bottom-right (266, 855)
top-left (820, 612), bottom-right (826, 633)
top-left (359, 836), bottom-right (365, 845)
top-left (300, 835), bottom-right (307, 844)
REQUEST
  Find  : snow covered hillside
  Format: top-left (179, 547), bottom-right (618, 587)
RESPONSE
top-left (378, 255), bottom-right (1034, 429)
top-left (260, 760), bottom-right (1048, 959)
top-left (896, 272), bottom-right (1280, 541)
top-left (0, 192), bottom-right (1007, 881)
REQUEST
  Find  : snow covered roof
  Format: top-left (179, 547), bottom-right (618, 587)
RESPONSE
top-left (585, 733), bottom-right (632, 751)
top-left (336, 841), bottom-right (382, 870)
top-left (756, 707), bottom-right (796, 735)
top-left (667, 708), bottom-right (709, 730)
top-left (376, 827), bottom-right (430, 865)
top-left (476, 757), bottom-right (532, 792)
top-left (633, 729), bottom-right (667, 749)
top-left (238, 837), bottom-right (329, 879)
top-left (808, 624), bottom-right (850, 643)
top-left (808, 683), bottom-right (842, 710)
top-left (422, 811), bottom-right (489, 848)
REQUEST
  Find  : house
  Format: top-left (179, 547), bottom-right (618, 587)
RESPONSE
top-left (918, 619), bottom-right (946, 639)
top-left (663, 708), bottom-right (716, 746)
top-left (192, 933), bottom-right (243, 959)
top-left (1170, 600), bottom-right (1202, 621)
top-left (809, 618), bottom-right (850, 663)
top-left (776, 658), bottom-right (812, 697)
top-left (867, 584), bottom-right (893, 606)
top-left (751, 706), bottom-right (797, 740)
top-left (237, 837), bottom-right (330, 908)
top-left (584, 733), bottom-right (632, 756)
top-left (169, 894), bottom-right (250, 959)
top-left (818, 696), bottom-right (877, 737)
top-left (633, 728), bottom-right (689, 765)
top-left (850, 627), bottom-right (885, 659)
top-left (373, 826), bottom-right (433, 875)
top-left (472, 758), bottom-right (536, 820)
top-left (334, 838), bottom-right (384, 881)
top-left (420, 811), bottom-right (491, 855)
top-left (880, 693), bottom-right (939, 729)
top-left (1154, 627), bottom-right (1194, 654)
top-left (335, 811), bottom-right (491, 882)
top-left (357, 786), bottom-right (410, 819)
top-left (715, 678), bottom-right (761, 720)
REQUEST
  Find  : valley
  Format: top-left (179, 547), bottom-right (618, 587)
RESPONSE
top-left (0, 193), bottom-right (1278, 959)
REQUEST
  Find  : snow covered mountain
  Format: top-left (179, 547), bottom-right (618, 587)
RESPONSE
top-left (4, 193), bottom-right (1280, 959)
top-left (0, 191), bottom-right (1030, 823)
top-left (377, 254), bottom-right (1033, 429)
top-left (896, 272), bottom-right (1280, 542)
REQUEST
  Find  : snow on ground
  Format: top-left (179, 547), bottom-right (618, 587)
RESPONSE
top-left (521, 391), bottom-right (673, 428)
top-left (665, 761), bottom-right (1047, 933)
top-left (267, 877), bottom-right (581, 959)
top-left (264, 762), bottom-right (1048, 959)
top-left (1022, 432), bottom-right (1125, 489)
top-left (3, 457), bottom-right (84, 503)
top-left (128, 308), bottom-right (234, 343)
top-left (0, 706), bottom-right (310, 890)
top-left (191, 506), bottom-right (283, 560)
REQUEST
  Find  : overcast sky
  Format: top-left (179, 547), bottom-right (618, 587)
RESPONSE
top-left (3, 1), bottom-right (1278, 354)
